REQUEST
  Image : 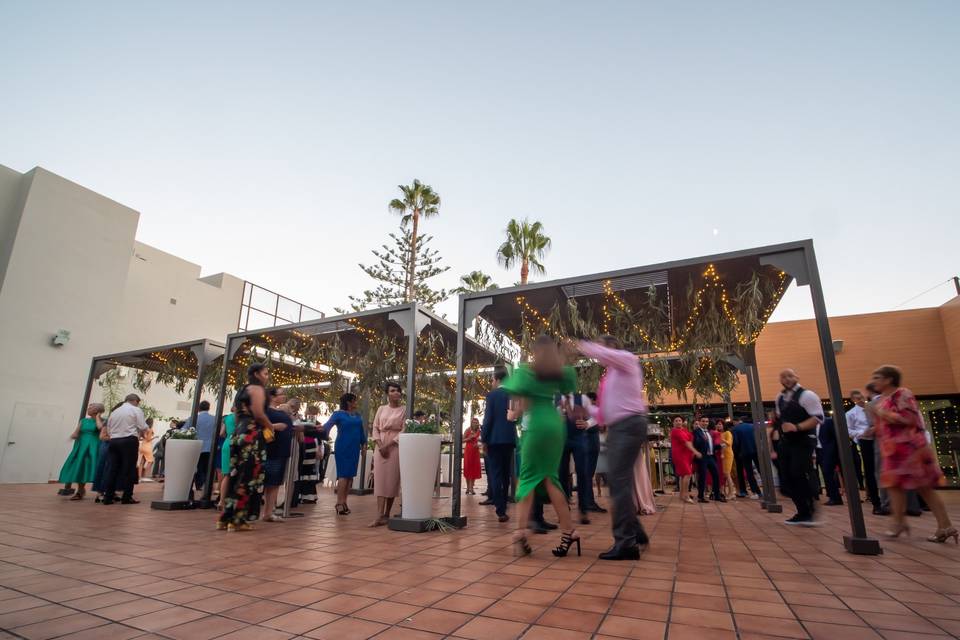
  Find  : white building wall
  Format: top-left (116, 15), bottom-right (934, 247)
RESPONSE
top-left (0, 166), bottom-right (249, 483)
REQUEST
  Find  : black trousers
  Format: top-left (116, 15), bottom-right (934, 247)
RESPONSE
top-left (817, 445), bottom-right (842, 503)
top-left (194, 451), bottom-right (211, 491)
top-left (696, 456), bottom-right (721, 500)
top-left (858, 439), bottom-right (881, 509)
top-left (850, 441), bottom-right (864, 489)
top-left (780, 438), bottom-right (817, 519)
top-left (486, 444), bottom-right (514, 518)
top-left (735, 453), bottom-right (762, 496)
top-left (103, 436), bottom-right (139, 501)
top-left (585, 429), bottom-right (600, 490)
top-left (560, 434), bottom-right (593, 513)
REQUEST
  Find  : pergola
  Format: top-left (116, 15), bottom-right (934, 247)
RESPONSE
top-left (204, 302), bottom-right (498, 528)
top-left (79, 339), bottom-right (225, 431)
top-left (452, 239), bottom-right (881, 555)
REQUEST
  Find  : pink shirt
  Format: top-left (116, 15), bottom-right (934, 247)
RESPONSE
top-left (578, 341), bottom-right (648, 424)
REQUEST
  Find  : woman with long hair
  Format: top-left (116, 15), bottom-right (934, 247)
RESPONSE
top-left (370, 382), bottom-right (406, 527)
top-left (501, 335), bottom-right (580, 558)
top-left (670, 416), bottom-right (699, 503)
top-left (137, 418), bottom-right (155, 480)
top-left (217, 363), bottom-right (275, 532)
top-left (721, 420), bottom-right (737, 499)
top-left (869, 365), bottom-right (956, 543)
top-left (463, 417), bottom-right (482, 495)
top-left (58, 403), bottom-right (105, 501)
top-left (324, 393), bottom-right (365, 515)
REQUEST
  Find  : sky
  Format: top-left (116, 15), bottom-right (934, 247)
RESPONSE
top-left (1, 2), bottom-right (958, 323)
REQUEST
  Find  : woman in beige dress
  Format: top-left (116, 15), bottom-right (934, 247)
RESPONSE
top-left (370, 382), bottom-right (406, 527)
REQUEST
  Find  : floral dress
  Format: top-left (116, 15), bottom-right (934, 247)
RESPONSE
top-left (877, 387), bottom-right (943, 490)
top-left (218, 385), bottom-right (267, 527)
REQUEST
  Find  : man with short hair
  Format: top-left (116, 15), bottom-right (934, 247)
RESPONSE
top-left (183, 400), bottom-right (217, 491)
top-left (732, 417), bottom-right (762, 499)
top-left (262, 388), bottom-right (294, 521)
top-left (775, 369), bottom-right (824, 526)
top-left (847, 390), bottom-right (880, 513)
top-left (481, 366), bottom-right (517, 523)
top-left (693, 416), bottom-right (723, 503)
top-left (102, 394), bottom-right (149, 505)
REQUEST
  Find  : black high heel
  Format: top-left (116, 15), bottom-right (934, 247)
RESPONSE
top-left (513, 533), bottom-right (532, 557)
top-left (335, 503), bottom-right (349, 515)
top-left (553, 530), bottom-right (581, 557)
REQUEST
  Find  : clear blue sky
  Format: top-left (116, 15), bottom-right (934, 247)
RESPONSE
top-left (2, 2), bottom-right (957, 322)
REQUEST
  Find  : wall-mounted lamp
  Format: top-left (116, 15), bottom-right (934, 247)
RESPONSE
top-left (832, 339), bottom-right (844, 354)
top-left (51, 329), bottom-right (70, 347)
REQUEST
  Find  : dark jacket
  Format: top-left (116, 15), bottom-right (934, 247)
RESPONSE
top-left (818, 417), bottom-right (837, 452)
top-left (481, 387), bottom-right (517, 447)
top-left (693, 427), bottom-right (713, 457)
top-left (732, 422), bottom-right (758, 457)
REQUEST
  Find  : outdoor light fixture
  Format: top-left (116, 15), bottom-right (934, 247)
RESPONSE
top-left (832, 339), bottom-right (844, 354)
top-left (51, 329), bottom-right (70, 347)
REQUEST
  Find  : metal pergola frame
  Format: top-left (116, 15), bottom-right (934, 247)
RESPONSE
top-left (204, 302), bottom-right (496, 529)
top-left (452, 238), bottom-right (881, 555)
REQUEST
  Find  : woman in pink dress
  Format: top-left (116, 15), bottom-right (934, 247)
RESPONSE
top-left (633, 442), bottom-right (657, 515)
top-left (870, 365), bottom-right (956, 543)
top-left (670, 416), bottom-right (699, 503)
top-left (370, 382), bottom-right (406, 527)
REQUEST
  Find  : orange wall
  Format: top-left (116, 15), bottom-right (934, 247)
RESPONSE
top-left (717, 303), bottom-right (960, 404)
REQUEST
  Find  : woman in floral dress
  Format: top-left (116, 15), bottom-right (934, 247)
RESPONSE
top-left (870, 365), bottom-right (956, 543)
top-left (217, 363), bottom-right (273, 532)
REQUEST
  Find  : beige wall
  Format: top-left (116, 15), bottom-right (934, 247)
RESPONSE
top-left (0, 166), bottom-right (247, 482)
top-left (940, 297), bottom-right (960, 392)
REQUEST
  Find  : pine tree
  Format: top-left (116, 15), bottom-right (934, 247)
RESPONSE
top-left (348, 223), bottom-right (449, 311)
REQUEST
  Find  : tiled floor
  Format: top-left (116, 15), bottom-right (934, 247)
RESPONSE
top-left (1, 482), bottom-right (959, 639)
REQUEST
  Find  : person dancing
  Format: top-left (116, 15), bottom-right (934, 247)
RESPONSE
top-left (670, 416), bottom-right (699, 503)
top-left (869, 365), bottom-right (956, 543)
top-left (501, 336), bottom-right (580, 558)
top-left (217, 363), bottom-right (274, 532)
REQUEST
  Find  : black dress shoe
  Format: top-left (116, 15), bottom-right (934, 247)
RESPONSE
top-left (873, 507), bottom-right (891, 516)
top-left (906, 510), bottom-right (922, 517)
top-left (101, 499), bottom-right (114, 505)
top-left (599, 546), bottom-right (641, 561)
top-left (528, 523), bottom-right (547, 534)
top-left (120, 498), bottom-right (140, 505)
top-left (587, 504), bottom-right (608, 513)
top-left (825, 499), bottom-right (844, 506)
top-left (697, 498), bottom-right (709, 504)
top-left (479, 499), bottom-right (494, 506)
top-left (497, 514), bottom-right (510, 523)
top-left (540, 520), bottom-right (558, 530)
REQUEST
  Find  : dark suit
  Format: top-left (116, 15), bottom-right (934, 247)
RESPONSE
top-left (693, 427), bottom-right (721, 501)
top-left (732, 422), bottom-right (762, 496)
top-left (559, 394), bottom-right (593, 515)
top-left (481, 387), bottom-right (516, 518)
top-left (817, 418), bottom-right (842, 503)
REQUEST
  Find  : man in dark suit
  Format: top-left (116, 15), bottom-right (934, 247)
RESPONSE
top-left (481, 366), bottom-right (517, 523)
top-left (731, 417), bottom-right (762, 499)
top-left (817, 417), bottom-right (843, 505)
top-left (693, 416), bottom-right (723, 502)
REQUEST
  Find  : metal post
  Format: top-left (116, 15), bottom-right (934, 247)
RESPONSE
top-left (803, 244), bottom-right (881, 555)
top-left (405, 322), bottom-right (417, 421)
top-left (724, 393), bottom-right (734, 420)
top-left (202, 341), bottom-right (234, 505)
top-left (78, 359), bottom-right (98, 424)
top-left (746, 363), bottom-right (780, 512)
top-left (450, 297), bottom-right (467, 523)
top-left (282, 436), bottom-right (301, 518)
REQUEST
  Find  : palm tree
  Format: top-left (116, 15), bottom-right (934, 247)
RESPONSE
top-left (389, 179), bottom-right (441, 302)
top-left (453, 271), bottom-right (498, 294)
top-left (496, 218), bottom-right (551, 285)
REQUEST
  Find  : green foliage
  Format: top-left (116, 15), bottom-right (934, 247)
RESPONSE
top-left (98, 368), bottom-right (123, 410)
top-left (497, 218), bottom-right (551, 285)
top-left (404, 419), bottom-right (440, 434)
top-left (454, 271), bottom-right (498, 294)
top-left (389, 179), bottom-right (442, 302)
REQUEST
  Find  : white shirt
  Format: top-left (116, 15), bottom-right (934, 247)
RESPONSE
top-left (562, 393), bottom-right (597, 428)
top-left (105, 402), bottom-right (148, 439)
top-left (775, 385), bottom-right (825, 423)
top-left (845, 405), bottom-right (870, 442)
top-left (696, 427), bottom-right (714, 454)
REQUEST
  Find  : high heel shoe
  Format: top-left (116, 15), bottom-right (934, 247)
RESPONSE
top-left (335, 503), bottom-right (348, 515)
top-left (552, 530), bottom-right (581, 557)
top-left (215, 521), bottom-right (227, 531)
top-left (884, 523), bottom-right (910, 538)
top-left (513, 533), bottom-right (532, 557)
top-left (927, 527), bottom-right (959, 544)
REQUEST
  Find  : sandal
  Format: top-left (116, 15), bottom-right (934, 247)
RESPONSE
top-left (552, 529), bottom-right (581, 557)
top-left (513, 532), bottom-right (532, 557)
top-left (69, 491), bottom-right (85, 501)
top-left (335, 503), bottom-right (349, 516)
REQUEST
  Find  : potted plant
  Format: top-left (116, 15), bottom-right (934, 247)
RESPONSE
top-left (398, 418), bottom-right (441, 520)
top-left (157, 427), bottom-right (201, 507)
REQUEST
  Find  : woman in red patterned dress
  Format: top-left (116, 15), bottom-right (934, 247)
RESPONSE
top-left (670, 416), bottom-right (699, 504)
top-left (463, 417), bottom-right (482, 495)
top-left (870, 365), bottom-right (956, 543)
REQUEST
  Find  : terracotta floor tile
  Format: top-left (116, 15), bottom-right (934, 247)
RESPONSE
top-left (521, 625), bottom-right (593, 640)
top-left (791, 604), bottom-right (865, 626)
top-left (221, 600), bottom-right (297, 623)
top-left (864, 611), bottom-right (947, 634)
top-left (803, 622), bottom-right (883, 640)
top-left (670, 592), bottom-right (727, 611)
top-left (780, 591), bottom-right (848, 610)
top-left (216, 625), bottom-right (295, 640)
top-left (310, 593), bottom-right (378, 615)
top-left (161, 614), bottom-right (249, 640)
top-left (597, 614), bottom-right (666, 639)
top-left (508, 587), bottom-right (561, 606)
top-left (400, 607), bottom-right (474, 634)
top-left (673, 581), bottom-right (725, 597)
top-left (260, 608), bottom-right (341, 634)
top-left (730, 598), bottom-right (795, 618)
top-left (55, 623), bottom-right (144, 640)
top-left (607, 600), bottom-right (669, 621)
top-left (435, 593), bottom-right (497, 614)
top-left (459, 583), bottom-right (514, 598)
top-left (304, 616), bottom-right (389, 639)
top-left (667, 623), bottom-right (738, 640)
top-left (354, 600), bottom-right (423, 625)
top-left (619, 587), bottom-right (672, 606)
top-left (375, 627), bottom-right (446, 640)
top-left (554, 593), bottom-right (613, 614)
top-left (0, 595), bottom-right (48, 615)
top-left (0, 603), bottom-right (75, 629)
top-left (9, 612), bottom-right (107, 639)
top-left (537, 607), bottom-right (603, 633)
top-left (668, 606), bottom-right (735, 630)
top-left (389, 588), bottom-right (450, 607)
top-left (453, 615), bottom-right (529, 640)
top-left (122, 605), bottom-right (207, 631)
top-left (734, 613), bottom-right (809, 639)
top-left (483, 600), bottom-right (546, 623)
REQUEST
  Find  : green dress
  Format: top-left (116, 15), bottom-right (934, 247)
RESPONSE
top-left (221, 413), bottom-right (236, 473)
top-left (58, 418), bottom-right (100, 484)
top-left (500, 364), bottom-right (577, 500)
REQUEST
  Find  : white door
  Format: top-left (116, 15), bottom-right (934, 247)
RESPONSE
top-left (0, 402), bottom-right (65, 483)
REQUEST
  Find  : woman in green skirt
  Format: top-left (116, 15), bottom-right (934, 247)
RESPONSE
top-left (58, 403), bottom-right (105, 500)
top-left (501, 336), bottom-right (580, 557)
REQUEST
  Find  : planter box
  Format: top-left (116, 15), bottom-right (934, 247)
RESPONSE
top-left (398, 433), bottom-right (441, 520)
top-left (152, 438), bottom-right (202, 510)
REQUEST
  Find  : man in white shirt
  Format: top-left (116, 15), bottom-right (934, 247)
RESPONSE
top-left (102, 394), bottom-right (149, 505)
top-left (775, 369), bottom-right (824, 526)
top-left (846, 390), bottom-right (880, 513)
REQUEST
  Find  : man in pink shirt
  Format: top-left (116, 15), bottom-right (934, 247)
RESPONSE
top-left (575, 335), bottom-right (650, 560)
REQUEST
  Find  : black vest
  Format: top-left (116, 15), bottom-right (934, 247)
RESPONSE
top-left (777, 386), bottom-right (816, 444)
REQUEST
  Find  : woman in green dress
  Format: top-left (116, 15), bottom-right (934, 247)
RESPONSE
top-left (58, 403), bottom-right (105, 500)
top-left (500, 336), bottom-right (580, 557)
